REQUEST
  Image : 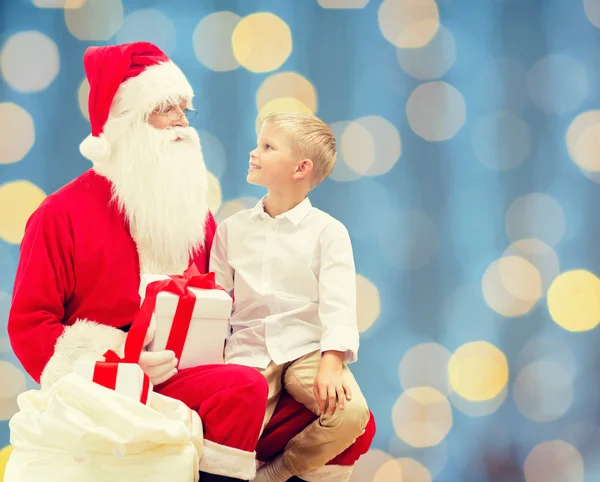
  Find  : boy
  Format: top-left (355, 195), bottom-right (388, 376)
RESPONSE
top-left (209, 112), bottom-right (370, 482)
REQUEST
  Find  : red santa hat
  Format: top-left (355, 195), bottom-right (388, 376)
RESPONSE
top-left (79, 41), bottom-right (194, 162)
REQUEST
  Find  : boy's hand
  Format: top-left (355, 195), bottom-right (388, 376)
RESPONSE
top-left (313, 351), bottom-right (352, 416)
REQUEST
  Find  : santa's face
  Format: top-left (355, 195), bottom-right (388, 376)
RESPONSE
top-left (93, 102), bottom-right (209, 276)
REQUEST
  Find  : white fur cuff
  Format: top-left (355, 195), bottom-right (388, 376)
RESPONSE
top-left (199, 439), bottom-right (257, 480)
top-left (40, 319), bottom-right (126, 391)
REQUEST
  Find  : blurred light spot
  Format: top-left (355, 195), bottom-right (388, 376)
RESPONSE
top-left (216, 197), bottom-right (259, 224)
top-left (378, 0), bottom-right (440, 49)
top-left (448, 341), bottom-right (509, 402)
top-left (527, 54), bottom-right (588, 116)
top-left (0, 445), bottom-right (13, 480)
top-left (198, 130), bottom-right (227, 178)
top-left (255, 98), bottom-right (314, 136)
top-left (0, 103), bottom-right (35, 165)
top-left (78, 78), bottom-right (89, 120)
top-left (374, 458), bottom-right (432, 482)
top-left (329, 121), bottom-right (362, 182)
top-left (473, 57), bottom-right (529, 112)
top-left (585, 0), bottom-right (600, 28)
top-left (193, 11), bottom-right (241, 72)
top-left (388, 437), bottom-right (448, 479)
top-left (514, 360), bottom-right (573, 422)
top-left (471, 111), bottom-right (532, 171)
top-left (1, 31), bottom-right (59, 93)
top-left (547, 270), bottom-right (600, 332)
top-left (516, 335), bottom-right (576, 376)
top-left (116, 9), bottom-right (176, 55)
top-left (378, 209), bottom-right (437, 271)
top-left (232, 12), bottom-right (292, 73)
top-left (0, 180), bottom-right (46, 244)
top-left (392, 387), bottom-right (452, 448)
top-left (356, 274), bottom-right (381, 333)
top-left (65, 0), bottom-right (123, 41)
top-left (482, 256), bottom-right (542, 317)
top-left (505, 193), bottom-right (565, 247)
top-left (349, 449), bottom-right (392, 482)
top-left (406, 81), bottom-right (466, 141)
top-left (399, 343), bottom-right (452, 396)
top-left (503, 239), bottom-right (559, 293)
top-left (256, 72), bottom-right (317, 116)
top-left (341, 116), bottom-right (402, 176)
top-left (396, 25), bottom-right (456, 80)
top-left (566, 109), bottom-right (600, 173)
top-left (449, 386), bottom-right (507, 417)
top-left (33, 0), bottom-right (84, 6)
top-left (0, 361), bottom-right (27, 420)
top-left (318, 0), bottom-right (369, 7)
top-left (207, 171), bottom-right (222, 214)
top-left (524, 440), bottom-right (583, 482)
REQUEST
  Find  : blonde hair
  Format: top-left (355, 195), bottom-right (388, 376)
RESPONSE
top-left (262, 112), bottom-right (336, 186)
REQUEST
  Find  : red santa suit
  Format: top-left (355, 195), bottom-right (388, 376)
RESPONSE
top-left (7, 42), bottom-right (376, 482)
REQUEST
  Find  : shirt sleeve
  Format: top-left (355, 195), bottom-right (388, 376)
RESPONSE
top-left (318, 220), bottom-right (359, 364)
top-left (208, 220), bottom-right (234, 298)
top-left (7, 202), bottom-right (75, 383)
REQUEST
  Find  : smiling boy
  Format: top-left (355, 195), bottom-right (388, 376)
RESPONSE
top-left (209, 112), bottom-right (369, 482)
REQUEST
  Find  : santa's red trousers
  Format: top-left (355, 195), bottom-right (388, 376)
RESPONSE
top-left (156, 363), bottom-right (375, 467)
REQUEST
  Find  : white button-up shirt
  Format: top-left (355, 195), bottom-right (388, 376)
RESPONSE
top-left (209, 197), bottom-right (359, 369)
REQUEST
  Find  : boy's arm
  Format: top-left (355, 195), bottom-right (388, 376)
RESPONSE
top-left (318, 221), bottom-right (359, 364)
top-left (208, 221), bottom-right (234, 298)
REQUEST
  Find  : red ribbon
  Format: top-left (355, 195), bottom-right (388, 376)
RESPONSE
top-left (102, 263), bottom-right (225, 372)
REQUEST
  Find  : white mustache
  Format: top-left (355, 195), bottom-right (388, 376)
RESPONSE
top-left (165, 127), bottom-right (195, 141)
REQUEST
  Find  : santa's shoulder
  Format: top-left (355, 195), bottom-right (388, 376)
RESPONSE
top-left (38, 169), bottom-right (112, 213)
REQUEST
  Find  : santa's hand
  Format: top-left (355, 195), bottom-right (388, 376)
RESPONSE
top-left (138, 350), bottom-right (178, 385)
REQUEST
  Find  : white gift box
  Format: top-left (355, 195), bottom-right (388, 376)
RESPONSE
top-left (140, 274), bottom-right (233, 369)
top-left (73, 360), bottom-right (152, 405)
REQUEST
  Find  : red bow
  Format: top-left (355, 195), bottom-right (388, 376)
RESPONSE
top-left (103, 263), bottom-right (225, 368)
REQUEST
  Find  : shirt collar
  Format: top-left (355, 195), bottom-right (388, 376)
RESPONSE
top-left (250, 196), bottom-right (312, 225)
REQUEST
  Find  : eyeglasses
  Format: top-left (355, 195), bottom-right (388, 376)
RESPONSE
top-left (153, 106), bottom-right (198, 122)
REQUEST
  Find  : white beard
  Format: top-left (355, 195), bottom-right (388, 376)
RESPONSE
top-left (93, 119), bottom-right (209, 275)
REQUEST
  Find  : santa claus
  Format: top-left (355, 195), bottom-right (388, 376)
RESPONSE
top-left (7, 42), bottom-right (375, 482)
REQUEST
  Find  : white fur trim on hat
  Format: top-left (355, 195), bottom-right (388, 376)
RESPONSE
top-left (40, 319), bottom-right (126, 391)
top-left (79, 133), bottom-right (111, 163)
top-left (199, 439), bottom-right (257, 480)
top-left (112, 60), bottom-right (194, 116)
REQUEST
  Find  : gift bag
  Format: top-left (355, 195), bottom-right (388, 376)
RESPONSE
top-left (4, 277), bottom-right (204, 482)
top-left (140, 264), bottom-right (232, 369)
top-left (4, 373), bottom-right (203, 482)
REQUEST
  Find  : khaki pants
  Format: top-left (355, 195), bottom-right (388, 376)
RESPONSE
top-left (259, 350), bottom-right (370, 476)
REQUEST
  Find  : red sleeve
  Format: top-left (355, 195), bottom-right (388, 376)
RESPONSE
top-left (200, 210), bottom-right (217, 273)
top-left (7, 202), bottom-right (75, 383)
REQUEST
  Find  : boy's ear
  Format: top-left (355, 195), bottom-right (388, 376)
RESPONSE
top-left (293, 159), bottom-right (313, 180)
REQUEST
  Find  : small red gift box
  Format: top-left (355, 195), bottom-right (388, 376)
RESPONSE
top-left (74, 359), bottom-right (152, 405)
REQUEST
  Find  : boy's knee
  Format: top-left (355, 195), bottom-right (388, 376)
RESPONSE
top-left (331, 399), bottom-right (370, 440)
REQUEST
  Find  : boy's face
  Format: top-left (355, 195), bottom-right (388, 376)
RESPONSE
top-left (247, 121), bottom-right (299, 189)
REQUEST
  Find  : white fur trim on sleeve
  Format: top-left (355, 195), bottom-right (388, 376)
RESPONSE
top-left (199, 439), bottom-right (257, 480)
top-left (299, 464), bottom-right (354, 482)
top-left (40, 319), bottom-right (126, 391)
